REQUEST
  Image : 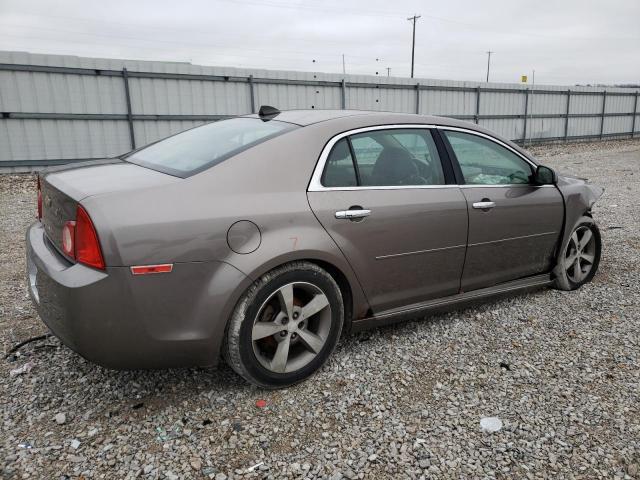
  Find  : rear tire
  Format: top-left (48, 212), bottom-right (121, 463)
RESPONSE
top-left (553, 216), bottom-right (601, 291)
top-left (224, 261), bottom-right (344, 388)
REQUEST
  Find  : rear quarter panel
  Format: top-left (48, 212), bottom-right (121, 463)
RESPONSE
top-left (82, 121), bottom-right (373, 319)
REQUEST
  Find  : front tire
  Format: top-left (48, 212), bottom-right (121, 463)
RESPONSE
top-left (553, 216), bottom-right (601, 291)
top-left (224, 261), bottom-right (344, 388)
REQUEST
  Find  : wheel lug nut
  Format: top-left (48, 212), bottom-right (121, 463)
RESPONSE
top-left (293, 312), bottom-right (299, 319)
top-left (280, 331), bottom-right (287, 337)
top-left (298, 321), bottom-right (304, 329)
top-left (282, 317), bottom-right (288, 324)
top-left (291, 333), bottom-right (297, 339)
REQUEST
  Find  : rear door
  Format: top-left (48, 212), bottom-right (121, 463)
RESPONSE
top-left (307, 126), bottom-right (468, 314)
top-left (440, 128), bottom-right (564, 291)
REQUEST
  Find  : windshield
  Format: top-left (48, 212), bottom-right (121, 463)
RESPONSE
top-left (125, 118), bottom-right (297, 177)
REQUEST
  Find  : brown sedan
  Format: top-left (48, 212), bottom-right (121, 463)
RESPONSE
top-left (26, 107), bottom-right (603, 387)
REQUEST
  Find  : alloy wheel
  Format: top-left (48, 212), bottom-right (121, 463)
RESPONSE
top-left (251, 282), bottom-right (332, 374)
top-left (564, 226), bottom-right (597, 284)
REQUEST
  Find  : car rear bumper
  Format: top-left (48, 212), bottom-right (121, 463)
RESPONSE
top-left (26, 222), bottom-right (250, 369)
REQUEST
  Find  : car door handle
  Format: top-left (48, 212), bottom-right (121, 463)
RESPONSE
top-left (472, 201), bottom-right (496, 210)
top-left (335, 209), bottom-right (371, 219)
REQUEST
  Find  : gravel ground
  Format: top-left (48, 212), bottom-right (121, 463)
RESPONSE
top-left (1, 138), bottom-right (639, 479)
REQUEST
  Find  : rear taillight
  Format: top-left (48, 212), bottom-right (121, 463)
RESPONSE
top-left (37, 176), bottom-right (42, 220)
top-left (61, 205), bottom-right (105, 270)
top-left (75, 206), bottom-right (105, 270)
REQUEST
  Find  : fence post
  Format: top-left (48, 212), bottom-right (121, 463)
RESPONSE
top-left (341, 79), bottom-right (346, 109)
top-left (415, 83), bottom-right (421, 114)
top-left (564, 89), bottom-right (571, 142)
top-left (122, 68), bottom-right (136, 150)
top-left (475, 86), bottom-right (481, 124)
top-left (599, 90), bottom-right (607, 139)
top-left (522, 88), bottom-right (529, 145)
top-left (632, 91), bottom-right (639, 138)
top-left (248, 75), bottom-right (256, 113)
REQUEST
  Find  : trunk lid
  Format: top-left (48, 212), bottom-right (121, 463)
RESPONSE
top-left (40, 178), bottom-right (77, 255)
top-left (40, 159), bottom-right (180, 256)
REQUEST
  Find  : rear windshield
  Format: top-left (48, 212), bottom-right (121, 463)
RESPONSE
top-left (125, 118), bottom-right (297, 177)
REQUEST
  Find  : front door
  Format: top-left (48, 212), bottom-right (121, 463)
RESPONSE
top-left (441, 129), bottom-right (564, 291)
top-left (307, 127), bottom-right (468, 313)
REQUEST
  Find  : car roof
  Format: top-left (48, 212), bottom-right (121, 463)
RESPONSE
top-left (242, 109), bottom-right (466, 127)
top-left (241, 108), bottom-right (537, 163)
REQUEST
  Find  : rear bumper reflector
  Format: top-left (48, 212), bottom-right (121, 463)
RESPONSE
top-left (130, 264), bottom-right (173, 275)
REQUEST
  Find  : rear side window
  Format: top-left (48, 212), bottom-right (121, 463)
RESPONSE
top-left (321, 138), bottom-right (358, 187)
top-left (126, 118), bottom-right (297, 177)
top-left (443, 130), bottom-right (533, 185)
top-left (322, 128), bottom-right (445, 187)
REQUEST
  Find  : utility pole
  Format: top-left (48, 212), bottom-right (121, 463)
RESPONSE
top-left (386, 67), bottom-right (391, 77)
top-left (407, 14), bottom-right (421, 78)
top-left (342, 54), bottom-right (345, 75)
top-left (529, 69), bottom-right (536, 146)
top-left (485, 51), bottom-right (493, 82)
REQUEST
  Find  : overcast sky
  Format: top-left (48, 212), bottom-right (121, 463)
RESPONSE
top-left (1, 0), bottom-right (638, 85)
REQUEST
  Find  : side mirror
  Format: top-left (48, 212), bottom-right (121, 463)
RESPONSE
top-left (532, 165), bottom-right (557, 185)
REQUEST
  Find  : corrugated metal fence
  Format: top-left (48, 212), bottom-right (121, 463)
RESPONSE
top-left (1, 51), bottom-right (639, 169)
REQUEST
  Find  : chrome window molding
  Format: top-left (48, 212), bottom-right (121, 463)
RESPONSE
top-left (310, 184), bottom-right (460, 192)
top-left (307, 123), bottom-right (549, 192)
top-left (460, 184), bottom-right (554, 188)
top-left (308, 124), bottom-right (438, 192)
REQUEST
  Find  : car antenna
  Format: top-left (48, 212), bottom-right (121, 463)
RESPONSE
top-left (258, 105), bottom-right (280, 120)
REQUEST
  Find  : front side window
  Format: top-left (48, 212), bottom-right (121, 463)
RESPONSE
top-left (126, 118), bottom-right (297, 177)
top-left (443, 130), bottom-right (533, 185)
top-left (322, 128), bottom-right (445, 187)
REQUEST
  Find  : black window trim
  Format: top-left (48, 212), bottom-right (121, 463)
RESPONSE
top-left (430, 129), bottom-right (458, 185)
top-left (346, 137), bottom-right (362, 186)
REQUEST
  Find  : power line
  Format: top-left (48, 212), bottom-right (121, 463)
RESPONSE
top-left (407, 15), bottom-right (421, 78)
top-left (7, 7), bottom-right (636, 42)
top-left (0, 31), bottom-right (396, 76)
top-left (7, 13), bottom-right (357, 54)
top-left (211, 0), bottom-right (606, 40)
top-left (0, 22), bottom-right (385, 65)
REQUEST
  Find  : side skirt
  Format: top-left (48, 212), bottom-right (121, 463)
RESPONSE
top-left (350, 273), bottom-right (553, 332)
